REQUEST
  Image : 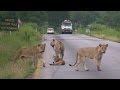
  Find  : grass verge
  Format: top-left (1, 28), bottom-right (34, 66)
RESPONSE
top-left (0, 23), bottom-right (44, 79)
top-left (76, 24), bottom-right (120, 43)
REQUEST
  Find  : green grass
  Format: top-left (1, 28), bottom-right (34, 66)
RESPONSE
top-left (77, 23), bottom-right (120, 43)
top-left (0, 23), bottom-right (43, 79)
top-left (0, 59), bottom-right (35, 79)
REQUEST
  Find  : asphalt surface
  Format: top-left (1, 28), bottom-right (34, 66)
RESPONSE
top-left (40, 34), bottom-right (120, 79)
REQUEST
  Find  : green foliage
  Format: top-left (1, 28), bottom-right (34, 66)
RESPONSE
top-left (77, 23), bottom-right (120, 42)
top-left (90, 23), bottom-right (120, 39)
top-left (0, 23), bottom-right (43, 78)
top-left (70, 11), bottom-right (120, 29)
top-left (1, 11), bottom-right (120, 29)
top-left (89, 23), bottom-right (107, 31)
top-left (0, 11), bottom-right (48, 26)
top-left (47, 11), bottom-right (70, 29)
top-left (70, 11), bottom-right (100, 27)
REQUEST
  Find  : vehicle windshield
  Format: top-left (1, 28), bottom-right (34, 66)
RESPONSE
top-left (47, 28), bottom-right (54, 31)
top-left (63, 23), bottom-right (71, 26)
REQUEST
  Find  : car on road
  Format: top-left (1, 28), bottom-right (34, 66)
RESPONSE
top-left (47, 28), bottom-right (54, 34)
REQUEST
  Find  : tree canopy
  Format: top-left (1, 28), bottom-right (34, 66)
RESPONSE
top-left (0, 11), bottom-right (120, 29)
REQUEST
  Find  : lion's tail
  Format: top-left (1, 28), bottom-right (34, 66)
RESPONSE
top-left (69, 52), bottom-right (78, 66)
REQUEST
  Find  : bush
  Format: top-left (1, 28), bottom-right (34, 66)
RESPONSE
top-left (85, 23), bottom-right (120, 42)
top-left (0, 22), bottom-right (42, 79)
top-left (89, 23), bottom-right (107, 31)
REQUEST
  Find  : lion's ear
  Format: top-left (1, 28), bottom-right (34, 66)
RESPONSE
top-left (99, 44), bottom-right (102, 47)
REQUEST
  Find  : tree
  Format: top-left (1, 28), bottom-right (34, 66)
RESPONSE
top-left (47, 11), bottom-right (70, 29)
top-left (70, 11), bottom-right (100, 27)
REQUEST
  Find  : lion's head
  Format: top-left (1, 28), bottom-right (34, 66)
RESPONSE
top-left (50, 39), bottom-right (55, 48)
top-left (37, 43), bottom-right (46, 53)
top-left (98, 44), bottom-right (108, 53)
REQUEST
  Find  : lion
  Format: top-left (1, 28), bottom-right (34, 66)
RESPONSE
top-left (13, 43), bottom-right (46, 68)
top-left (69, 44), bottom-right (108, 71)
top-left (49, 55), bottom-right (65, 65)
top-left (50, 39), bottom-right (64, 60)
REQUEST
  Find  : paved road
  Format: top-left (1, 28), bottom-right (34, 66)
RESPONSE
top-left (40, 34), bottom-right (120, 79)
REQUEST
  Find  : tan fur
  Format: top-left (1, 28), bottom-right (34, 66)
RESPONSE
top-left (50, 39), bottom-right (64, 60)
top-left (13, 43), bottom-right (46, 68)
top-left (49, 55), bottom-right (65, 65)
top-left (69, 44), bottom-right (108, 71)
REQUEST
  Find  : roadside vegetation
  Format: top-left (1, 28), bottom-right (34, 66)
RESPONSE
top-left (0, 23), bottom-right (45, 79)
top-left (76, 23), bottom-right (120, 43)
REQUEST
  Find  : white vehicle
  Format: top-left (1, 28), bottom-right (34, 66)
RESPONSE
top-left (61, 20), bottom-right (73, 34)
top-left (47, 28), bottom-right (54, 34)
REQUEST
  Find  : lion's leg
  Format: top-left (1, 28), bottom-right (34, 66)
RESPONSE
top-left (60, 53), bottom-right (62, 59)
top-left (96, 60), bottom-right (101, 71)
top-left (33, 56), bottom-right (38, 68)
top-left (40, 58), bottom-right (45, 67)
top-left (60, 51), bottom-right (64, 60)
top-left (43, 61), bottom-right (45, 67)
top-left (82, 59), bottom-right (89, 71)
top-left (80, 57), bottom-right (89, 71)
top-left (75, 56), bottom-right (82, 71)
top-left (55, 51), bottom-right (59, 57)
top-left (37, 54), bottom-right (45, 67)
top-left (94, 59), bottom-right (101, 71)
top-left (75, 60), bottom-right (81, 71)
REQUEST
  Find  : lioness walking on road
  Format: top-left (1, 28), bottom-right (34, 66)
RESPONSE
top-left (69, 44), bottom-right (108, 71)
top-left (50, 39), bottom-right (64, 60)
